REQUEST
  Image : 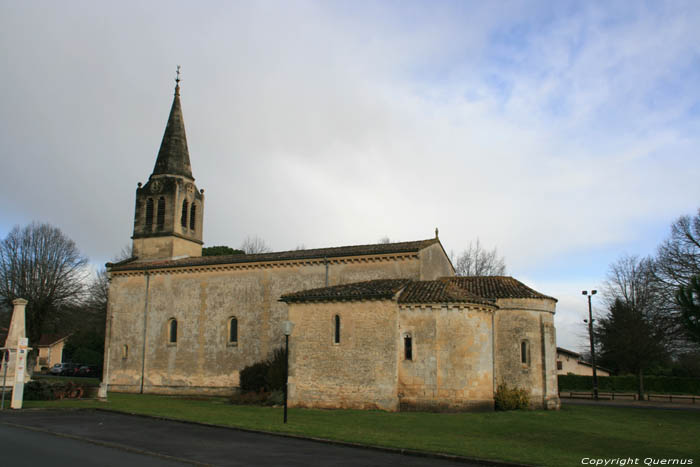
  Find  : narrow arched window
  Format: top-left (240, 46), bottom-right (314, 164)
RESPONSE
top-left (169, 318), bottom-right (178, 344)
top-left (157, 197), bottom-right (166, 229)
top-left (190, 203), bottom-right (196, 230)
top-left (521, 340), bottom-right (529, 365)
top-left (181, 200), bottom-right (188, 228)
top-left (334, 314), bottom-right (340, 344)
top-left (122, 344), bottom-right (128, 360)
top-left (145, 198), bottom-right (154, 228)
top-left (404, 335), bottom-right (412, 360)
top-left (229, 317), bottom-right (238, 345)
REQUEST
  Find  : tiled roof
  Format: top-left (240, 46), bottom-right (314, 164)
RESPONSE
top-left (280, 279), bottom-right (410, 303)
top-left (556, 347), bottom-right (581, 358)
top-left (109, 238), bottom-right (440, 272)
top-left (444, 276), bottom-right (557, 301)
top-left (281, 279), bottom-right (495, 306)
top-left (281, 276), bottom-right (554, 306)
top-left (397, 281), bottom-right (495, 305)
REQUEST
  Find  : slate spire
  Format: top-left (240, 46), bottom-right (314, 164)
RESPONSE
top-left (152, 66), bottom-right (193, 180)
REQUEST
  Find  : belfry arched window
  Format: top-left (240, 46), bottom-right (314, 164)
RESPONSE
top-left (157, 197), bottom-right (166, 229)
top-left (145, 198), bottom-right (154, 228)
top-left (168, 318), bottom-right (178, 344)
top-left (190, 203), bottom-right (196, 230)
top-left (181, 200), bottom-right (188, 228)
top-left (334, 314), bottom-right (340, 344)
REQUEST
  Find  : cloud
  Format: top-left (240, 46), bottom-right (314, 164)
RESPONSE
top-left (1, 1), bottom-right (699, 348)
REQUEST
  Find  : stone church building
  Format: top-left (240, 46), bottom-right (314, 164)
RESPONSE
top-left (101, 78), bottom-right (560, 411)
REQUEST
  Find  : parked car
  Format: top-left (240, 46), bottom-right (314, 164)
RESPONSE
top-left (60, 363), bottom-right (81, 376)
top-left (49, 363), bottom-right (68, 375)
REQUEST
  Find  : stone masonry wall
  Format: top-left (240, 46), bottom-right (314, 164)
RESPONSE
top-left (105, 252), bottom-right (450, 395)
top-left (398, 304), bottom-right (495, 411)
top-left (287, 300), bottom-right (399, 411)
top-left (493, 297), bottom-right (559, 409)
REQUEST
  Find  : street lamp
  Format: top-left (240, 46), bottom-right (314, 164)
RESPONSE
top-left (582, 290), bottom-right (599, 400)
top-left (282, 320), bottom-right (295, 424)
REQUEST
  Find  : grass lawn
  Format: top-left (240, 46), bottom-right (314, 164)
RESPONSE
top-left (22, 394), bottom-right (700, 466)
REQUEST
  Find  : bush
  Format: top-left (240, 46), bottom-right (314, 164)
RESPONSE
top-left (495, 383), bottom-right (530, 410)
top-left (229, 389), bottom-right (285, 406)
top-left (265, 348), bottom-right (287, 392)
top-left (239, 347), bottom-right (287, 393)
top-left (239, 362), bottom-right (270, 393)
top-left (23, 379), bottom-right (98, 400)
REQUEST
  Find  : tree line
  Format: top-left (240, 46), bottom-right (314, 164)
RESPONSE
top-left (594, 209), bottom-right (700, 395)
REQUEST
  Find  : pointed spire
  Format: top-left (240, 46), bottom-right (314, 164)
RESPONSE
top-left (152, 66), bottom-right (193, 179)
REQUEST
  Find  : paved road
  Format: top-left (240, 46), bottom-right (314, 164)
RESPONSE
top-left (0, 410), bottom-right (488, 466)
top-left (0, 424), bottom-right (188, 467)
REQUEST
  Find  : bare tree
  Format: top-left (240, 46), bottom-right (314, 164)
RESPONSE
top-left (655, 209), bottom-right (700, 290)
top-left (598, 254), bottom-right (672, 396)
top-left (240, 235), bottom-right (272, 254)
top-left (0, 223), bottom-right (89, 345)
top-left (378, 236), bottom-right (391, 244)
top-left (452, 238), bottom-right (506, 276)
top-left (654, 210), bottom-right (700, 346)
top-left (602, 255), bottom-right (661, 312)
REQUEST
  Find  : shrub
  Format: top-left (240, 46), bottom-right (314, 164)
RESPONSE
top-left (239, 347), bottom-right (287, 394)
top-left (267, 389), bottom-right (284, 406)
top-left (240, 362), bottom-right (270, 393)
top-left (22, 379), bottom-right (97, 400)
top-left (495, 382), bottom-right (530, 410)
top-left (229, 390), bottom-right (269, 405)
top-left (265, 348), bottom-right (287, 392)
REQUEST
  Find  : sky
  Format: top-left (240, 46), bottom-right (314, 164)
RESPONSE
top-left (1, 1), bottom-right (699, 351)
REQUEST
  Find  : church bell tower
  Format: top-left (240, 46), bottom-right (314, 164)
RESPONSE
top-left (131, 68), bottom-right (204, 261)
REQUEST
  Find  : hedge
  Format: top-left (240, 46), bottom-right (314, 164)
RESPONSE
top-left (558, 374), bottom-right (700, 395)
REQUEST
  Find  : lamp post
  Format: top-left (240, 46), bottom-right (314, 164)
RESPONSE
top-left (582, 290), bottom-right (599, 400)
top-left (281, 320), bottom-right (294, 424)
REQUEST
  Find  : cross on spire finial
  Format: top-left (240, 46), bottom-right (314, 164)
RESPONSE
top-left (175, 65), bottom-right (181, 96)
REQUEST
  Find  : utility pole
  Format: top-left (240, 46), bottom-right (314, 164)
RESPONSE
top-left (582, 290), bottom-right (599, 400)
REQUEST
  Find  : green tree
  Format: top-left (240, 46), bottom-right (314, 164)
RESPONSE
top-left (676, 275), bottom-right (700, 344)
top-left (596, 298), bottom-right (668, 398)
top-left (202, 245), bottom-right (244, 256)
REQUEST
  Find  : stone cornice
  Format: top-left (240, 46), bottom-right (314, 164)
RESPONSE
top-left (109, 252), bottom-right (418, 277)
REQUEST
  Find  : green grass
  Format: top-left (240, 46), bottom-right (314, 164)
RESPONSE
top-left (23, 394), bottom-right (700, 466)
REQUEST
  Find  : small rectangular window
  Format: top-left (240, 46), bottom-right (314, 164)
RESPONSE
top-left (557, 361), bottom-right (563, 370)
top-left (521, 341), bottom-right (529, 365)
top-left (334, 315), bottom-right (340, 344)
top-left (169, 319), bottom-right (178, 344)
top-left (229, 317), bottom-right (238, 345)
top-left (404, 336), bottom-right (412, 360)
